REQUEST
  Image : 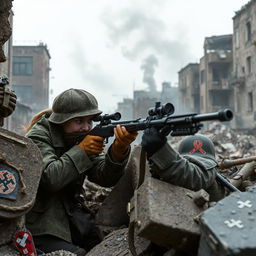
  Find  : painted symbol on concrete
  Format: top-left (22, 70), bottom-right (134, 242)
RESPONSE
top-left (224, 219), bottom-right (244, 228)
top-left (0, 170), bottom-right (16, 194)
top-left (237, 200), bottom-right (252, 208)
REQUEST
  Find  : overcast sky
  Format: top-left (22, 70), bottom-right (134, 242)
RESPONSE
top-left (12, 0), bottom-right (248, 113)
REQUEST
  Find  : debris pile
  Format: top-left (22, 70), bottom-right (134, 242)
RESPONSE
top-left (205, 122), bottom-right (256, 160)
top-left (83, 178), bottom-right (112, 214)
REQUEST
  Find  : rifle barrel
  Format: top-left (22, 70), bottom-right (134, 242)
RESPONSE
top-left (216, 173), bottom-right (241, 192)
top-left (192, 109), bottom-right (233, 122)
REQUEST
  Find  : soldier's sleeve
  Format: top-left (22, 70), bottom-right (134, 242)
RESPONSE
top-left (149, 142), bottom-right (217, 192)
top-left (27, 131), bottom-right (92, 192)
top-left (85, 146), bottom-right (130, 188)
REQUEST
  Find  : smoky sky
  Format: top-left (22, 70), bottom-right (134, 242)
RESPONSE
top-left (141, 54), bottom-right (158, 92)
top-left (68, 39), bottom-right (118, 92)
top-left (101, 5), bottom-right (193, 76)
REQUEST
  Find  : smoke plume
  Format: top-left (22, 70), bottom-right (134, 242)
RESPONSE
top-left (141, 54), bottom-right (158, 92)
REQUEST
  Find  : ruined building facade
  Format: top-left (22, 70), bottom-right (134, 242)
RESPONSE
top-left (116, 82), bottom-right (179, 121)
top-left (12, 44), bottom-right (51, 116)
top-left (199, 35), bottom-right (234, 114)
top-left (178, 63), bottom-right (200, 113)
top-left (232, 0), bottom-right (256, 128)
top-left (178, 0), bottom-right (256, 129)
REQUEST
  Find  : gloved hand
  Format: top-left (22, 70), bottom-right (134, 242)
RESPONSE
top-left (111, 125), bottom-right (138, 161)
top-left (141, 127), bottom-right (167, 156)
top-left (78, 135), bottom-right (105, 155)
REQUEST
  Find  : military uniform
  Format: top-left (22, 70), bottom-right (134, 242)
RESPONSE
top-left (149, 142), bottom-right (225, 202)
top-left (25, 113), bottom-right (129, 243)
top-left (142, 130), bottom-right (226, 202)
top-left (23, 88), bottom-right (138, 256)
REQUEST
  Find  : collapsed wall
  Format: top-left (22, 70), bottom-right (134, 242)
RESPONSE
top-left (0, 0), bottom-right (13, 62)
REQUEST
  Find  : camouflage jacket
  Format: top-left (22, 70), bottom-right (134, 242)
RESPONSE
top-left (25, 114), bottom-right (129, 242)
top-left (149, 142), bottom-right (225, 202)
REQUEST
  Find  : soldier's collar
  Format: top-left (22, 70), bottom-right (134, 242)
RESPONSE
top-left (48, 121), bottom-right (66, 147)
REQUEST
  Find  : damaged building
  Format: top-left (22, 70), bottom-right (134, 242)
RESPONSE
top-left (199, 34), bottom-right (234, 114)
top-left (178, 35), bottom-right (233, 117)
top-left (232, 0), bottom-right (256, 128)
top-left (178, 63), bottom-right (200, 113)
top-left (116, 82), bottom-right (179, 120)
top-left (178, 0), bottom-right (256, 130)
top-left (12, 44), bottom-right (51, 116)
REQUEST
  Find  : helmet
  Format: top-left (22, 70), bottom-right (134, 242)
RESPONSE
top-left (178, 134), bottom-right (216, 161)
top-left (49, 88), bottom-right (102, 124)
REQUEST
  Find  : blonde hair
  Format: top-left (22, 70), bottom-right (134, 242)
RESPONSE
top-left (23, 108), bottom-right (53, 133)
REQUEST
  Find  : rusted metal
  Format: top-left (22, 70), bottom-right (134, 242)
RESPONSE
top-left (219, 156), bottom-right (256, 169)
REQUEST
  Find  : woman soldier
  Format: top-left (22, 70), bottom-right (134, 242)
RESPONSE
top-left (25, 88), bottom-right (138, 255)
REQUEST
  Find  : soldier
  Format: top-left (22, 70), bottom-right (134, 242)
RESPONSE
top-left (24, 88), bottom-right (138, 255)
top-left (141, 127), bottom-right (226, 202)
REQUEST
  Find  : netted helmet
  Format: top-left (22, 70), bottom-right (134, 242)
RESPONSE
top-left (49, 88), bottom-right (102, 124)
top-left (178, 134), bottom-right (215, 161)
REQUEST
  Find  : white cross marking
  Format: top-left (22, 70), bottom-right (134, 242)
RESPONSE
top-left (224, 219), bottom-right (244, 228)
top-left (22, 248), bottom-right (28, 254)
top-left (237, 200), bottom-right (252, 208)
top-left (16, 233), bottom-right (28, 247)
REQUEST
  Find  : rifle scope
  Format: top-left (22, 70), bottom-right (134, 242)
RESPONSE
top-left (148, 102), bottom-right (175, 117)
top-left (93, 112), bottom-right (121, 122)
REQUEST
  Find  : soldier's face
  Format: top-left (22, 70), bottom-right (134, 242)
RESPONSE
top-left (63, 115), bottom-right (94, 133)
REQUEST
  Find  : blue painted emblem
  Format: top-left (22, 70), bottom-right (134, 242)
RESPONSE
top-left (0, 164), bottom-right (19, 200)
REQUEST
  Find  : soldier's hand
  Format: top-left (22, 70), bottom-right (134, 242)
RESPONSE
top-left (111, 125), bottom-right (138, 161)
top-left (79, 135), bottom-right (105, 155)
top-left (141, 127), bottom-right (167, 156)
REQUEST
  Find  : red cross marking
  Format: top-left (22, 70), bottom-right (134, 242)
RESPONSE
top-left (189, 140), bottom-right (206, 154)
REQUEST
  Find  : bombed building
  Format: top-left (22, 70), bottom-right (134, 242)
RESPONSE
top-left (12, 44), bottom-right (51, 116)
top-left (178, 63), bottom-right (200, 113)
top-left (178, 0), bottom-right (256, 130)
top-left (232, 0), bottom-right (256, 128)
top-left (200, 34), bottom-right (234, 114)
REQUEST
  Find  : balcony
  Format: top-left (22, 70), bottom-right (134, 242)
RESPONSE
top-left (208, 79), bottom-right (231, 90)
top-left (207, 51), bottom-right (232, 64)
top-left (229, 76), bottom-right (245, 87)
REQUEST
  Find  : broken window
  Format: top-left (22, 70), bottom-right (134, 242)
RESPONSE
top-left (246, 21), bottom-right (251, 41)
top-left (212, 90), bottom-right (230, 107)
top-left (212, 68), bottom-right (220, 82)
top-left (212, 64), bottom-right (229, 82)
top-left (246, 56), bottom-right (252, 74)
top-left (13, 56), bottom-right (33, 76)
top-left (248, 92), bottom-right (253, 112)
